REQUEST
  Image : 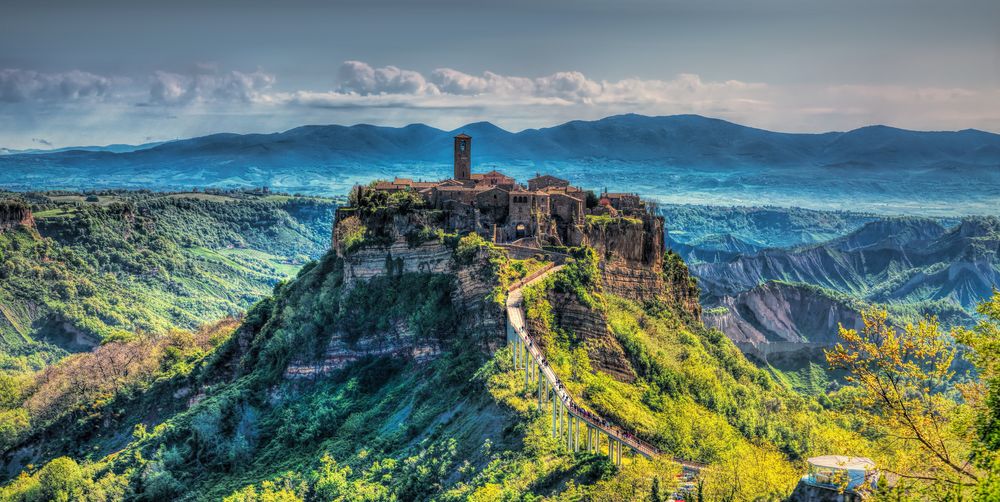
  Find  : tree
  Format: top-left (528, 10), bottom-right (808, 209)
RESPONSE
top-left (954, 291), bottom-right (1000, 499)
top-left (37, 457), bottom-right (86, 502)
top-left (650, 475), bottom-right (663, 502)
top-left (827, 307), bottom-right (979, 489)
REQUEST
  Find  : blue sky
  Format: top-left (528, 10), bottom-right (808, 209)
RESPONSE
top-left (1, 0), bottom-right (998, 149)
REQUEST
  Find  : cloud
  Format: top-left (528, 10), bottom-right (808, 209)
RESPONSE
top-left (31, 137), bottom-right (52, 146)
top-left (327, 62), bottom-right (763, 108)
top-left (2, 60), bottom-right (998, 149)
top-left (0, 69), bottom-right (112, 103)
top-left (148, 67), bottom-right (276, 105)
top-left (336, 61), bottom-right (437, 96)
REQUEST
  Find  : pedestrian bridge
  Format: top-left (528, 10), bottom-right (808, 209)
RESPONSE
top-left (504, 263), bottom-right (705, 471)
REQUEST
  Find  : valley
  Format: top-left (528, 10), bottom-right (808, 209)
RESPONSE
top-left (0, 190), bottom-right (338, 374)
top-left (0, 122), bottom-right (996, 500)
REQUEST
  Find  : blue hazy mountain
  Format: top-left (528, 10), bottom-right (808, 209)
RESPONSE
top-left (1, 114), bottom-right (998, 215)
top-left (5, 114), bottom-right (999, 167)
top-left (0, 141), bottom-right (168, 156)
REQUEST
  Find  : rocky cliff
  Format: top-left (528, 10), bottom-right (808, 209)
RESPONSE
top-left (0, 201), bottom-right (34, 233)
top-left (584, 214), bottom-right (701, 319)
top-left (705, 282), bottom-right (863, 346)
top-left (533, 291), bottom-right (637, 383)
top-left (285, 209), bottom-right (507, 379)
top-left (583, 214), bottom-right (665, 301)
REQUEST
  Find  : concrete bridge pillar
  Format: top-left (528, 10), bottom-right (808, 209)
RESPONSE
top-left (537, 372), bottom-right (543, 409)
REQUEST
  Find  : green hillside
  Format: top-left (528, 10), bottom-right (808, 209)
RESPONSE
top-left (0, 227), bottom-right (875, 501)
top-left (0, 192), bottom-right (337, 373)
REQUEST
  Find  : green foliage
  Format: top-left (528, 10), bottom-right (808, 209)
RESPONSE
top-left (0, 192), bottom-right (334, 373)
top-left (551, 247), bottom-right (602, 308)
top-left (585, 213), bottom-right (642, 228)
top-left (0, 456), bottom-right (128, 502)
top-left (350, 185), bottom-right (427, 214)
top-left (955, 291), bottom-right (1000, 499)
top-left (519, 259), bottom-right (880, 498)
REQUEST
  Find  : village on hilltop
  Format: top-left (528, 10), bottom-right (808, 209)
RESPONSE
top-left (359, 134), bottom-right (645, 248)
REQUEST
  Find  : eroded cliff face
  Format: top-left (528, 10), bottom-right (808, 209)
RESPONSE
top-left (584, 214), bottom-right (702, 320)
top-left (540, 292), bottom-right (637, 383)
top-left (705, 282), bottom-right (863, 346)
top-left (0, 202), bottom-right (34, 233)
top-left (584, 215), bottom-right (665, 302)
top-left (285, 211), bottom-right (506, 379)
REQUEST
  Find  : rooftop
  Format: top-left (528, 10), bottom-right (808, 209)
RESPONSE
top-left (807, 456), bottom-right (875, 470)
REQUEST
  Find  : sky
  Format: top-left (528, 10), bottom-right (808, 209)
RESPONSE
top-left (1, 0), bottom-right (999, 149)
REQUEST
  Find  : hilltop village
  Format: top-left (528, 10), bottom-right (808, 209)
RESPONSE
top-left (358, 134), bottom-right (643, 248)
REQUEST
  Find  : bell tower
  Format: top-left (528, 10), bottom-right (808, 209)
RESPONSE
top-left (454, 133), bottom-right (471, 180)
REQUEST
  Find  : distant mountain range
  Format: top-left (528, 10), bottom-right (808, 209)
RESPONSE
top-left (4, 113), bottom-right (999, 167)
top-left (2, 114), bottom-right (998, 215)
top-left (0, 141), bottom-right (167, 156)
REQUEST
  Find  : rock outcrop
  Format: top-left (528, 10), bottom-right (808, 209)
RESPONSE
top-left (705, 282), bottom-right (863, 346)
top-left (544, 292), bottom-right (637, 383)
top-left (583, 214), bottom-right (666, 302)
top-left (285, 320), bottom-right (442, 379)
top-left (584, 213), bottom-right (702, 320)
top-left (286, 209), bottom-right (508, 379)
top-left (0, 201), bottom-right (34, 233)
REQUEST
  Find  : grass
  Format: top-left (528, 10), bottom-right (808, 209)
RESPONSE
top-left (585, 214), bottom-right (643, 227)
top-left (32, 208), bottom-right (74, 219)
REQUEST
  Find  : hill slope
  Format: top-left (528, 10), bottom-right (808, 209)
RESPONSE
top-left (0, 198), bottom-right (883, 501)
top-left (0, 192), bottom-right (336, 372)
top-left (692, 217), bottom-right (1000, 314)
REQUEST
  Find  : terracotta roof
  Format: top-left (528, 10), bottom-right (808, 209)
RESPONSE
top-left (549, 191), bottom-right (584, 201)
top-left (605, 192), bottom-right (638, 198)
top-left (528, 174), bottom-right (567, 182)
top-left (541, 185), bottom-right (584, 194)
top-left (454, 133), bottom-right (471, 139)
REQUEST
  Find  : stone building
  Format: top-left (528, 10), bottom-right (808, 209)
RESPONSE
top-left (361, 134), bottom-right (645, 248)
top-left (528, 174), bottom-right (570, 191)
top-left (602, 192), bottom-right (641, 211)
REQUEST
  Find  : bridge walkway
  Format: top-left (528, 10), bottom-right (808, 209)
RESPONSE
top-left (504, 264), bottom-right (706, 471)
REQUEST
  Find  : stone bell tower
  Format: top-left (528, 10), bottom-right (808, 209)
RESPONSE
top-left (454, 133), bottom-right (471, 180)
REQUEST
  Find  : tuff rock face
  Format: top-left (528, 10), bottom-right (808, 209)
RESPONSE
top-left (286, 210), bottom-right (506, 379)
top-left (540, 292), bottom-right (637, 383)
top-left (0, 202), bottom-right (34, 233)
top-left (583, 214), bottom-right (666, 302)
top-left (584, 213), bottom-right (702, 320)
top-left (705, 282), bottom-right (863, 346)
